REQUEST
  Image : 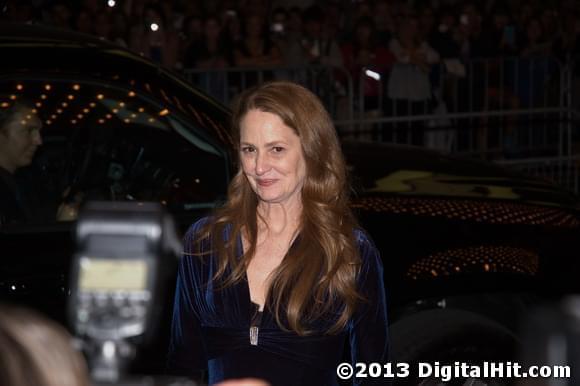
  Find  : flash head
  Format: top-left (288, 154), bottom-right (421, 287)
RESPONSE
top-left (69, 201), bottom-right (180, 382)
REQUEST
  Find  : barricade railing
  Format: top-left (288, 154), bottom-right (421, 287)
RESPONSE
top-left (183, 64), bottom-right (355, 122)
top-left (334, 107), bottom-right (572, 157)
top-left (183, 56), bottom-right (577, 161)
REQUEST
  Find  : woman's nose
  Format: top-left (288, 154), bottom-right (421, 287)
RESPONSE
top-left (255, 152), bottom-right (270, 175)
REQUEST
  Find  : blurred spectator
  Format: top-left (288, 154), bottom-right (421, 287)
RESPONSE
top-left (81, 0), bottom-right (101, 15)
top-left (552, 11), bottom-right (580, 60)
top-left (540, 6), bottom-right (560, 46)
top-left (109, 10), bottom-right (130, 47)
top-left (48, 1), bottom-right (72, 29)
top-left (298, 5), bottom-right (343, 67)
top-left (221, 10), bottom-right (243, 65)
top-left (386, 15), bottom-right (440, 144)
top-left (456, 3), bottom-right (485, 59)
top-left (73, 8), bottom-right (93, 35)
top-left (276, 6), bottom-right (305, 67)
top-left (93, 11), bottom-right (112, 41)
top-left (342, 16), bottom-right (394, 111)
top-left (373, 0), bottom-right (395, 45)
top-left (478, 7), bottom-right (518, 57)
top-left (233, 14), bottom-right (282, 66)
top-left (0, 305), bottom-right (90, 386)
top-left (180, 14), bottom-right (204, 63)
top-left (2, 0), bottom-right (35, 23)
top-left (521, 18), bottom-right (551, 58)
top-left (430, 7), bottom-right (461, 59)
top-left (185, 14), bottom-right (231, 100)
top-left (419, 7), bottom-right (436, 41)
top-left (184, 15), bottom-right (229, 69)
top-left (387, 16), bottom-right (440, 105)
top-left (129, 3), bottom-right (180, 68)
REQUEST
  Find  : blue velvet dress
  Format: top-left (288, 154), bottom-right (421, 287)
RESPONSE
top-left (168, 218), bottom-right (388, 386)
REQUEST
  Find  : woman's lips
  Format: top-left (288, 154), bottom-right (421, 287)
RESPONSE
top-left (257, 179), bottom-right (277, 187)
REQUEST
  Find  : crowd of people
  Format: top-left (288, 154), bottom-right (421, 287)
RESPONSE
top-left (2, 0), bottom-right (579, 72)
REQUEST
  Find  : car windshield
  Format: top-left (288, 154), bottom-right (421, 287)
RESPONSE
top-left (0, 79), bottom-right (229, 225)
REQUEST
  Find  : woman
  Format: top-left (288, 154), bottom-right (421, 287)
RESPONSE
top-left (168, 81), bottom-right (388, 386)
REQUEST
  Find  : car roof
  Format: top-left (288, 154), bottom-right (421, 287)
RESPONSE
top-left (0, 22), bottom-right (232, 146)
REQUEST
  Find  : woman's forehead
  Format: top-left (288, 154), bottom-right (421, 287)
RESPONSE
top-left (239, 110), bottom-right (298, 142)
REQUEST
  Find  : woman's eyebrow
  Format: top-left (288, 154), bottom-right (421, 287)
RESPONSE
top-left (240, 141), bottom-right (288, 147)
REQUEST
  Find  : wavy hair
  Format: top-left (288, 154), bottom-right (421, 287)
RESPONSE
top-left (195, 81), bottom-right (362, 335)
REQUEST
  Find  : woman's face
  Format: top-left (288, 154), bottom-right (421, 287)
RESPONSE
top-left (239, 109), bottom-right (306, 206)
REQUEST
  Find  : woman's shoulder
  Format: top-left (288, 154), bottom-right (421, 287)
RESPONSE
top-left (186, 216), bottom-right (213, 233)
top-left (353, 227), bottom-right (377, 250)
top-left (353, 228), bottom-right (383, 271)
top-left (183, 216), bottom-right (235, 249)
top-left (182, 216), bottom-right (216, 254)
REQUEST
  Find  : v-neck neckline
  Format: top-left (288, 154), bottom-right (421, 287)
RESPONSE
top-left (235, 230), bottom-right (300, 316)
top-left (236, 232), bottom-right (262, 317)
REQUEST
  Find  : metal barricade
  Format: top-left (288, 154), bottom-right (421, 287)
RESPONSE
top-left (183, 57), bottom-right (574, 162)
top-left (182, 65), bottom-right (354, 122)
top-left (340, 56), bottom-right (569, 160)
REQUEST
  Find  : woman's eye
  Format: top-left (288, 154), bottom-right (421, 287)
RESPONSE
top-left (272, 147), bottom-right (284, 153)
top-left (241, 146), bottom-right (255, 153)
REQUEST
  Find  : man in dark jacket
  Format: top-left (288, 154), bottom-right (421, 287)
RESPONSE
top-left (0, 100), bottom-right (42, 225)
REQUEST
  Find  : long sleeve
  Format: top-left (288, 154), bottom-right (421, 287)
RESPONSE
top-left (167, 223), bottom-right (208, 376)
top-left (349, 231), bottom-right (389, 386)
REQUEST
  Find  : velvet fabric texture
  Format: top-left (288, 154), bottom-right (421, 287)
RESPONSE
top-left (168, 217), bottom-right (389, 385)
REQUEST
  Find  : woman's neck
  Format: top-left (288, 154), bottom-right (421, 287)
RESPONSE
top-left (256, 199), bottom-right (302, 235)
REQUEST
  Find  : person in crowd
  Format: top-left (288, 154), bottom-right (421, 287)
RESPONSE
top-left (0, 305), bottom-right (91, 386)
top-left (298, 5), bottom-right (343, 67)
top-left (73, 7), bottom-right (93, 35)
top-left (419, 6), bottom-right (437, 41)
top-left (48, 1), bottom-right (73, 29)
top-left (372, 0), bottom-right (395, 45)
top-left (552, 11), bottom-right (580, 61)
top-left (386, 15), bottom-right (440, 144)
top-left (481, 7), bottom-right (518, 57)
top-left (180, 14), bottom-right (204, 65)
top-left (93, 11), bottom-right (112, 41)
top-left (0, 100), bottom-right (42, 225)
top-left (167, 81), bottom-right (388, 386)
top-left (109, 9), bottom-right (130, 47)
top-left (184, 14), bottom-right (231, 101)
top-left (184, 14), bottom-right (229, 69)
top-left (233, 14), bottom-right (282, 67)
top-left (341, 16), bottom-right (394, 112)
top-left (273, 6), bottom-right (305, 67)
top-left (429, 8), bottom-right (460, 59)
top-left (129, 3), bottom-right (179, 69)
top-left (220, 9), bottom-right (243, 63)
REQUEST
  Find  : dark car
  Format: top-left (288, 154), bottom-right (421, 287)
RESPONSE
top-left (1, 23), bottom-right (579, 383)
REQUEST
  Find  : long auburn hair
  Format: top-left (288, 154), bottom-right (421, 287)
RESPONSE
top-left (195, 81), bottom-right (362, 335)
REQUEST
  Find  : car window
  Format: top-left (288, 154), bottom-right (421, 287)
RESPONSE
top-left (0, 79), bottom-right (229, 225)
